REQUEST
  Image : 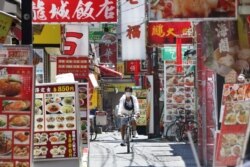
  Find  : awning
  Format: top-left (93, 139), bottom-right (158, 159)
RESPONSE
top-left (95, 65), bottom-right (123, 78)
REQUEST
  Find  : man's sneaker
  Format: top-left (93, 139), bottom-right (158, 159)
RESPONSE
top-left (132, 131), bottom-right (137, 138)
top-left (120, 140), bottom-right (126, 146)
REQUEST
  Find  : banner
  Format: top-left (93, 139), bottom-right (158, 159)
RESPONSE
top-left (148, 22), bottom-right (192, 44)
top-left (32, 0), bottom-right (117, 23)
top-left (149, 0), bottom-right (236, 21)
top-left (62, 25), bottom-right (89, 56)
top-left (121, 0), bottom-right (146, 60)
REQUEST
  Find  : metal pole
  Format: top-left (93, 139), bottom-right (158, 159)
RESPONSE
top-left (153, 47), bottom-right (161, 137)
top-left (21, 0), bottom-right (32, 44)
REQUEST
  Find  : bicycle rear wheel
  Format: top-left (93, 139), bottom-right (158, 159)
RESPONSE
top-left (90, 127), bottom-right (97, 141)
top-left (126, 127), bottom-right (131, 153)
top-left (166, 123), bottom-right (182, 142)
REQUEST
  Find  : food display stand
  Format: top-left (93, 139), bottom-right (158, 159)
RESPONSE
top-left (133, 89), bottom-right (148, 135)
top-left (33, 82), bottom-right (82, 167)
top-left (0, 65), bottom-right (35, 167)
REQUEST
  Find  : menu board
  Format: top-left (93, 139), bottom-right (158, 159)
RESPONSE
top-left (133, 89), bottom-right (147, 126)
top-left (164, 64), bottom-right (196, 122)
top-left (215, 83), bottom-right (250, 166)
top-left (78, 83), bottom-right (89, 145)
top-left (34, 83), bottom-right (79, 160)
top-left (0, 65), bottom-right (34, 167)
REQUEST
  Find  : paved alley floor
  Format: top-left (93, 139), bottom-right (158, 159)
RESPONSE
top-left (88, 131), bottom-right (198, 167)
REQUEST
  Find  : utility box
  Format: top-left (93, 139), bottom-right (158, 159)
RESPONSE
top-left (96, 111), bottom-right (107, 126)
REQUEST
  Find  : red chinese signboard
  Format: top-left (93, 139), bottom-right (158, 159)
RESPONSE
top-left (0, 65), bottom-right (34, 167)
top-left (32, 0), bottom-right (117, 23)
top-left (125, 60), bottom-right (141, 75)
top-left (99, 43), bottom-right (117, 65)
top-left (34, 83), bottom-right (79, 160)
top-left (148, 22), bottom-right (192, 44)
top-left (56, 56), bottom-right (89, 80)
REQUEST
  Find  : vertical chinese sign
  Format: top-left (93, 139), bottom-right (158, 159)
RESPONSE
top-left (32, 0), bottom-right (117, 23)
top-left (34, 83), bottom-right (80, 160)
top-left (121, 0), bottom-right (146, 60)
top-left (0, 65), bottom-right (34, 167)
top-left (201, 21), bottom-right (240, 77)
top-left (99, 43), bottom-right (117, 66)
top-left (56, 56), bottom-right (89, 81)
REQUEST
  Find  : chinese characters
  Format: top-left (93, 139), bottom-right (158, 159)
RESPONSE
top-left (32, 0), bottom-right (117, 22)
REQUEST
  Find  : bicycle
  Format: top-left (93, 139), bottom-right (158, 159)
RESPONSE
top-left (165, 108), bottom-right (198, 143)
top-left (121, 114), bottom-right (134, 153)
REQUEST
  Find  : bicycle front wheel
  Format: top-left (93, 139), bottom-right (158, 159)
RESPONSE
top-left (126, 127), bottom-right (131, 153)
top-left (166, 123), bottom-right (182, 142)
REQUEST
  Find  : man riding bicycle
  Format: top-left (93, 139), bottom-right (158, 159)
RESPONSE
top-left (118, 86), bottom-right (140, 146)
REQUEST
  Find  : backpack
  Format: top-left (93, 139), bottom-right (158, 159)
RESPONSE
top-left (124, 96), bottom-right (134, 111)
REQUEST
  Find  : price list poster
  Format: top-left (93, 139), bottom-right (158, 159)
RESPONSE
top-left (34, 83), bottom-right (80, 161)
top-left (0, 65), bottom-right (34, 167)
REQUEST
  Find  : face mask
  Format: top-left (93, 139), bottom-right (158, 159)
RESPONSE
top-left (125, 92), bottom-right (132, 97)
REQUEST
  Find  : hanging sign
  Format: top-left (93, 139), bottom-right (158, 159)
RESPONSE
top-left (121, 0), bottom-right (146, 60)
top-left (32, 0), bottom-right (117, 23)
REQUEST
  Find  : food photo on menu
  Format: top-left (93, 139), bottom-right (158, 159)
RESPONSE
top-left (2, 100), bottom-right (31, 112)
top-left (0, 162), bottom-right (14, 167)
top-left (224, 103), bottom-right (250, 125)
top-left (13, 145), bottom-right (29, 159)
top-left (0, 115), bottom-right (7, 128)
top-left (34, 98), bottom-right (43, 115)
top-left (8, 115), bottom-right (30, 128)
top-left (0, 74), bottom-right (23, 97)
top-left (0, 131), bottom-right (12, 158)
top-left (14, 131), bottom-right (30, 144)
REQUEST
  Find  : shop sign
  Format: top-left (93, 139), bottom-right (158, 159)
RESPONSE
top-left (149, 0), bottom-right (236, 21)
top-left (32, 0), bottom-right (117, 23)
top-left (99, 43), bottom-right (117, 66)
top-left (162, 45), bottom-right (191, 61)
top-left (148, 22), bottom-right (192, 44)
top-left (116, 62), bottom-right (124, 74)
top-left (121, 0), bottom-right (146, 60)
top-left (0, 65), bottom-right (34, 167)
top-left (56, 56), bottom-right (89, 79)
top-left (0, 12), bottom-right (13, 43)
top-left (0, 45), bottom-right (32, 65)
top-left (62, 25), bottom-right (89, 56)
top-left (125, 60), bottom-right (141, 75)
top-left (34, 83), bottom-right (79, 160)
top-left (89, 24), bottom-right (116, 43)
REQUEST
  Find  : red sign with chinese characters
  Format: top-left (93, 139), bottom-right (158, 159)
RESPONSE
top-left (148, 22), bottom-right (192, 44)
top-left (32, 0), bottom-right (117, 23)
top-left (99, 43), bottom-right (117, 65)
top-left (125, 60), bottom-right (140, 75)
top-left (56, 56), bottom-right (89, 79)
top-left (0, 65), bottom-right (34, 167)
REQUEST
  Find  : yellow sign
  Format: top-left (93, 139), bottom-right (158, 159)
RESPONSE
top-left (0, 12), bottom-right (13, 43)
top-left (90, 89), bottom-right (98, 109)
top-left (116, 62), bottom-right (124, 74)
top-left (33, 25), bottom-right (61, 44)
